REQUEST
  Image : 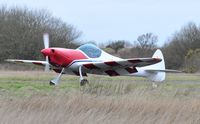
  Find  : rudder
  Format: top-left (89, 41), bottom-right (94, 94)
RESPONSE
top-left (144, 49), bottom-right (166, 82)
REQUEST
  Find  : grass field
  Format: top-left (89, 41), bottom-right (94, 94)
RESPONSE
top-left (0, 71), bottom-right (200, 124)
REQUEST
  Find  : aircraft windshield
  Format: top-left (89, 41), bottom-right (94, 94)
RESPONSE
top-left (78, 44), bottom-right (102, 58)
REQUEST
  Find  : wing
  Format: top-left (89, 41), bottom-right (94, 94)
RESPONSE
top-left (6, 59), bottom-right (49, 66)
top-left (82, 58), bottom-right (161, 76)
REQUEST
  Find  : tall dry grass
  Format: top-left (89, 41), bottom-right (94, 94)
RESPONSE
top-left (0, 91), bottom-right (200, 124)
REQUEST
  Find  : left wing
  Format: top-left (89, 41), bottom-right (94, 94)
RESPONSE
top-left (6, 59), bottom-right (49, 66)
top-left (82, 58), bottom-right (161, 76)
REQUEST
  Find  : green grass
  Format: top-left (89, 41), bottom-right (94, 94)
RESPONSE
top-left (0, 71), bottom-right (199, 98)
top-left (0, 71), bottom-right (80, 97)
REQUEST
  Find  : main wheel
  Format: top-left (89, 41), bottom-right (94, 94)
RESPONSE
top-left (80, 79), bottom-right (89, 86)
top-left (49, 81), bottom-right (55, 86)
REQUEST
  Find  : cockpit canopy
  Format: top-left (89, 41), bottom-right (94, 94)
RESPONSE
top-left (78, 43), bottom-right (102, 58)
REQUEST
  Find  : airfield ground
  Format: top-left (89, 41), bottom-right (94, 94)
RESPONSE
top-left (0, 71), bottom-right (200, 124)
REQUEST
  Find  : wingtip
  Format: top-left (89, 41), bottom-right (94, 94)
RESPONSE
top-left (5, 59), bottom-right (14, 62)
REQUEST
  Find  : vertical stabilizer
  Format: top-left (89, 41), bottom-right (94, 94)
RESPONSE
top-left (144, 49), bottom-right (166, 82)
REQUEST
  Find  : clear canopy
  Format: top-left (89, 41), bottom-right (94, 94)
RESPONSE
top-left (78, 43), bottom-right (102, 58)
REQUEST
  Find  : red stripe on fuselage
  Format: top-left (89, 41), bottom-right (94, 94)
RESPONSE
top-left (84, 63), bottom-right (100, 69)
top-left (149, 58), bottom-right (162, 64)
top-left (104, 61), bottom-right (120, 66)
top-left (105, 70), bottom-right (120, 76)
top-left (125, 67), bottom-right (138, 73)
top-left (128, 59), bottom-right (142, 63)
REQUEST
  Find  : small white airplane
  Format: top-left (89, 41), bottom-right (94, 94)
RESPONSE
top-left (7, 33), bottom-right (179, 86)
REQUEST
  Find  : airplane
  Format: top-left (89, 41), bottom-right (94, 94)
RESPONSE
top-left (6, 33), bottom-right (179, 86)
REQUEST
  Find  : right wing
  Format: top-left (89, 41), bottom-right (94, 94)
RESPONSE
top-left (6, 59), bottom-right (49, 66)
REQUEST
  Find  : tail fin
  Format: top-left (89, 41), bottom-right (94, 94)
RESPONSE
top-left (144, 49), bottom-right (166, 82)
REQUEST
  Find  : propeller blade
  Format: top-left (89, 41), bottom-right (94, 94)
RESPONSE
top-left (43, 33), bottom-right (49, 49)
top-left (44, 56), bottom-right (50, 71)
top-left (43, 33), bottom-right (50, 71)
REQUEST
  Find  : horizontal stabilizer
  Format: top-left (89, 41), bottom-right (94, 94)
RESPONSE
top-left (145, 69), bottom-right (182, 73)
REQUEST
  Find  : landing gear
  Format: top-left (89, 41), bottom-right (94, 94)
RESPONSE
top-left (49, 81), bottom-right (56, 85)
top-left (49, 68), bottom-right (64, 85)
top-left (79, 66), bottom-right (89, 86)
top-left (80, 79), bottom-right (89, 86)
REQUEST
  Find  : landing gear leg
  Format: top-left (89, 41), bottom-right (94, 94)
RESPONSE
top-left (79, 66), bottom-right (88, 86)
top-left (50, 68), bottom-right (64, 85)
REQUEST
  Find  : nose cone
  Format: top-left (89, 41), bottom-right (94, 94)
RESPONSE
top-left (41, 48), bottom-right (51, 56)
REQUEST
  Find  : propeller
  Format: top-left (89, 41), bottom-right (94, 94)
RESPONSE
top-left (43, 33), bottom-right (50, 71)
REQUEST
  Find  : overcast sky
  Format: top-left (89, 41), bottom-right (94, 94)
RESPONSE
top-left (1, 0), bottom-right (200, 46)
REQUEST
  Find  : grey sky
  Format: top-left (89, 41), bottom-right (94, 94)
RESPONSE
top-left (1, 0), bottom-right (200, 46)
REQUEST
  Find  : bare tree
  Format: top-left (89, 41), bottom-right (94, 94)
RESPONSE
top-left (136, 33), bottom-right (158, 50)
top-left (134, 33), bottom-right (158, 57)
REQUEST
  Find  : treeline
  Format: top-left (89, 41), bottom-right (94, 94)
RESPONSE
top-left (0, 6), bottom-right (81, 62)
